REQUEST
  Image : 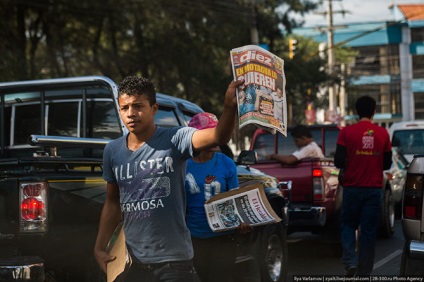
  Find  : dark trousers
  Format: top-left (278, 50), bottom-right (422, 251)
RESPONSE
top-left (123, 259), bottom-right (199, 282)
top-left (341, 187), bottom-right (382, 276)
top-left (191, 235), bottom-right (237, 282)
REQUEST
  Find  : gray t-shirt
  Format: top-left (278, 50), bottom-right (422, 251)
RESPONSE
top-left (103, 126), bottom-right (197, 263)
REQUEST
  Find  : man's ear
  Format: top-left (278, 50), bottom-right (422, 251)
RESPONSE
top-left (152, 102), bottom-right (159, 114)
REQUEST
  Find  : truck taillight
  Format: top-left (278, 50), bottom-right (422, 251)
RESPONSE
top-left (313, 169), bottom-right (324, 200)
top-left (21, 198), bottom-right (45, 220)
top-left (20, 182), bottom-right (48, 232)
top-left (403, 174), bottom-right (423, 220)
top-left (313, 169), bottom-right (323, 177)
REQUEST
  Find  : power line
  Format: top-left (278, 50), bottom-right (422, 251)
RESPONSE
top-left (306, 8), bottom-right (424, 60)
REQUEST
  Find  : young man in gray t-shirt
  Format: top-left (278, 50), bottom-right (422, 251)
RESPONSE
top-left (93, 75), bottom-right (244, 281)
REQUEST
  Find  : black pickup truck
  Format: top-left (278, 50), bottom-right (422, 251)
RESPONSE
top-left (0, 76), bottom-right (288, 282)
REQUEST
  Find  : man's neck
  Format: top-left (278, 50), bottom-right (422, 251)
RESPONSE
top-left (127, 126), bottom-right (157, 151)
top-left (193, 151), bottom-right (215, 163)
top-left (359, 117), bottom-right (373, 122)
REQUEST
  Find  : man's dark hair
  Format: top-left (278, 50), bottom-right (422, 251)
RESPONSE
top-left (118, 75), bottom-right (156, 105)
top-left (291, 125), bottom-right (312, 139)
top-left (355, 95), bottom-right (376, 118)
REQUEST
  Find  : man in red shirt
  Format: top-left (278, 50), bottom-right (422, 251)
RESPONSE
top-left (334, 96), bottom-right (392, 277)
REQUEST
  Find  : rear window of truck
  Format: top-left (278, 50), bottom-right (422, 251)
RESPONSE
top-left (252, 127), bottom-right (340, 160)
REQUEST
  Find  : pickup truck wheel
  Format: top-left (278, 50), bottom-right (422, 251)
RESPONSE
top-left (61, 258), bottom-right (103, 282)
top-left (378, 188), bottom-right (395, 238)
top-left (259, 223), bottom-right (288, 282)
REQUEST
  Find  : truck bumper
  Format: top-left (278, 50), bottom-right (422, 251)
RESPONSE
top-left (407, 240), bottom-right (424, 260)
top-left (288, 206), bottom-right (326, 227)
top-left (0, 256), bottom-right (45, 281)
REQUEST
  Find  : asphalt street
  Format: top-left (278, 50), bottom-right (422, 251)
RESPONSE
top-left (287, 219), bottom-right (405, 281)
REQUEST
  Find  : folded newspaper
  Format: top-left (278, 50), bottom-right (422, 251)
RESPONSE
top-left (204, 183), bottom-right (282, 232)
top-left (230, 45), bottom-right (287, 136)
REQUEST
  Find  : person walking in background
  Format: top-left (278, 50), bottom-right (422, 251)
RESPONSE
top-left (266, 124), bottom-right (324, 164)
top-left (93, 75), bottom-right (244, 282)
top-left (334, 95), bottom-right (392, 277)
top-left (185, 112), bottom-right (252, 282)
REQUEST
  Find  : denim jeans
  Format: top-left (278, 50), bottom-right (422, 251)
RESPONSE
top-left (191, 235), bottom-right (237, 282)
top-left (341, 187), bottom-right (382, 276)
top-left (124, 259), bottom-right (200, 282)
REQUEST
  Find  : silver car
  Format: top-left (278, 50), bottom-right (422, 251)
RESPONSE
top-left (400, 154), bottom-right (424, 275)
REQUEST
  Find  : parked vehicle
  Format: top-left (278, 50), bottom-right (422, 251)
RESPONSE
top-left (250, 125), bottom-right (342, 236)
top-left (0, 76), bottom-right (288, 282)
top-left (234, 151), bottom-right (288, 282)
top-left (388, 147), bottom-right (409, 211)
top-left (400, 154), bottom-right (424, 276)
top-left (389, 120), bottom-right (424, 163)
top-left (249, 124), bottom-right (398, 239)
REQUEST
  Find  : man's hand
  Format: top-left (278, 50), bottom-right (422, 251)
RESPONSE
top-left (94, 248), bottom-right (116, 273)
top-left (265, 154), bottom-right (274, 160)
top-left (236, 222), bottom-right (253, 235)
top-left (224, 77), bottom-right (245, 109)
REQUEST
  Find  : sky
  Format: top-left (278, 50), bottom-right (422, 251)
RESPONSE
top-left (300, 0), bottom-right (424, 28)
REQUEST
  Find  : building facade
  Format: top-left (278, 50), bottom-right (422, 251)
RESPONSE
top-left (293, 4), bottom-right (424, 125)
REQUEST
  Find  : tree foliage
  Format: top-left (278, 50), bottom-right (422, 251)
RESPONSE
top-left (1, 0), bottom-right (338, 148)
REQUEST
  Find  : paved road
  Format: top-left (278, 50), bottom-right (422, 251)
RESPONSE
top-left (286, 219), bottom-right (405, 281)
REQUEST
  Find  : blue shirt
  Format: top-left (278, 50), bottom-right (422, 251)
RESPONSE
top-left (239, 85), bottom-right (257, 116)
top-left (185, 152), bottom-right (239, 238)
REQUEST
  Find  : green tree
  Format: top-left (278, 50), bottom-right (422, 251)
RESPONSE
top-left (1, 0), bottom-right (332, 150)
top-left (286, 35), bottom-right (357, 124)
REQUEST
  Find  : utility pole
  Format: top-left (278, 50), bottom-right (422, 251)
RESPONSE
top-left (250, 0), bottom-right (259, 45)
top-left (315, 0), bottom-right (348, 118)
top-left (340, 63), bottom-right (347, 126)
top-left (327, 0), bottom-right (336, 111)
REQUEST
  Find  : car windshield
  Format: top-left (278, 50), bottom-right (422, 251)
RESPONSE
top-left (392, 129), bottom-right (424, 155)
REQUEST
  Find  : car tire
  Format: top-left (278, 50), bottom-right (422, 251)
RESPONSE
top-left (378, 188), bottom-right (395, 238)
top-left (62, 257), bottom-right (103, 282)
top-left (320, 214), bottom-right (342, 257)
top-left (400, 241), bottom-right (410, 276)
top-left (400, 240), bottom-right (424, 275)
top-left (259, 223), bottom-right (288, 282)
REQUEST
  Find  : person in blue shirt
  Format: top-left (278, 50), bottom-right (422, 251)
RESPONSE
top-left (185, 112), bottom-right (252, 282)
top-left (238, 84), bottom-right (260, 116)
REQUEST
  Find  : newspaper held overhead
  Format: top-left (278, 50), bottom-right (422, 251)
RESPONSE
top-left (230, 45), bottom-right (287, 136)
top-left (204, 183), bottom-right (282, 232)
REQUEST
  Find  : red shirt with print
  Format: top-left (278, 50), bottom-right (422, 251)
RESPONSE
top-left (337, 120), bottom-right (392, 188)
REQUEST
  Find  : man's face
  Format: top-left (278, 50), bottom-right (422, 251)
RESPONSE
top-left (277, 88), bottom-right (283, 98)
top-left (293, 136), bottom-right (308, 148)
top-left (238, 90), bottom-right (246, 102)
top-left (118, 93), bottom-right (158, 134)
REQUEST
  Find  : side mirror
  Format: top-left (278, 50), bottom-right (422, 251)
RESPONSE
top-left (236, 150), bottom-right (258, 165)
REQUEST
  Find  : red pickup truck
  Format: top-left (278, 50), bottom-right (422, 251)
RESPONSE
top-left (249, 124), bottom-right (396, 239)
